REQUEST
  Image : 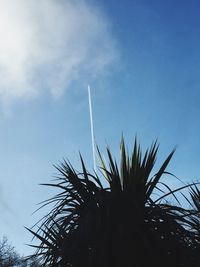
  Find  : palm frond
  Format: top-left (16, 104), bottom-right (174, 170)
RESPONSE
top-left (27, 139), bottom-right (200, 267)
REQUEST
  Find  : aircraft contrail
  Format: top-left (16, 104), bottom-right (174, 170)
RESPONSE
top-left (88, 85), bottom-right (97, 172)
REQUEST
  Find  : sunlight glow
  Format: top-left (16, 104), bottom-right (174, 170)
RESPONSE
top-left (0, 0), bottom-right (118, 108)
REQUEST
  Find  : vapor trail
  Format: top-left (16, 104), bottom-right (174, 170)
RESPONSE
top-left (88, 85), bottom-right (97, 172)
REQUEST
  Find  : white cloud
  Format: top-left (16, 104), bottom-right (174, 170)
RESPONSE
top-left (0, 0), bottom-right (118, 105)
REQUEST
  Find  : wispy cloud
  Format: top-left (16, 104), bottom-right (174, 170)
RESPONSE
top-left (0, 0), bottom-right (118, 106)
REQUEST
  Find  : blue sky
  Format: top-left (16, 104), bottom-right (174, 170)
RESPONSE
top-left (0, 0), bottom-right (200, 255)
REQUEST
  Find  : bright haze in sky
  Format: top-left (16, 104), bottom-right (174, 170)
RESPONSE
top-left (0, 0), bottom-right (117, 108)
top-left (0, 0), bottom-right (200, 256)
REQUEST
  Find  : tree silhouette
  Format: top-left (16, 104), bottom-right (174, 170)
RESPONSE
top-left (27, 138), bottom-right (200, 267)
top-left (0, 236), bottom-right (40, 267)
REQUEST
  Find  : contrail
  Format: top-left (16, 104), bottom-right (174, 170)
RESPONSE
top-left (88, 85), bottom-right (97, 172)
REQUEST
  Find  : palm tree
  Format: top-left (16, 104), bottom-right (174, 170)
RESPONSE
top-left (27, 138), bottom-right (200, 267)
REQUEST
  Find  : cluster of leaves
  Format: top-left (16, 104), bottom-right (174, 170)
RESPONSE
top-left (0, 236), bottom-right (21, 267)
top-left (0, 236), bottom-right (40, 267)
top-left (27, 139), bottom-right (200, 267)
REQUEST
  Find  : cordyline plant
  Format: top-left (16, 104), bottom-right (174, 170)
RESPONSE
top-left (27, 138), bottom-right (200, 267)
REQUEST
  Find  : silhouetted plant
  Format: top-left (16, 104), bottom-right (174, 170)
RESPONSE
top-left (0, 236), bottom-right (21, 267)
top-left (27, 138), bottom-right (200, 267)
top-left (0, 236), bottom-right (40, 267)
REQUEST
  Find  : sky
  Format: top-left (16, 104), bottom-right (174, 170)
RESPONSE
top-left (0, 0), bottom-right (200, 255)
